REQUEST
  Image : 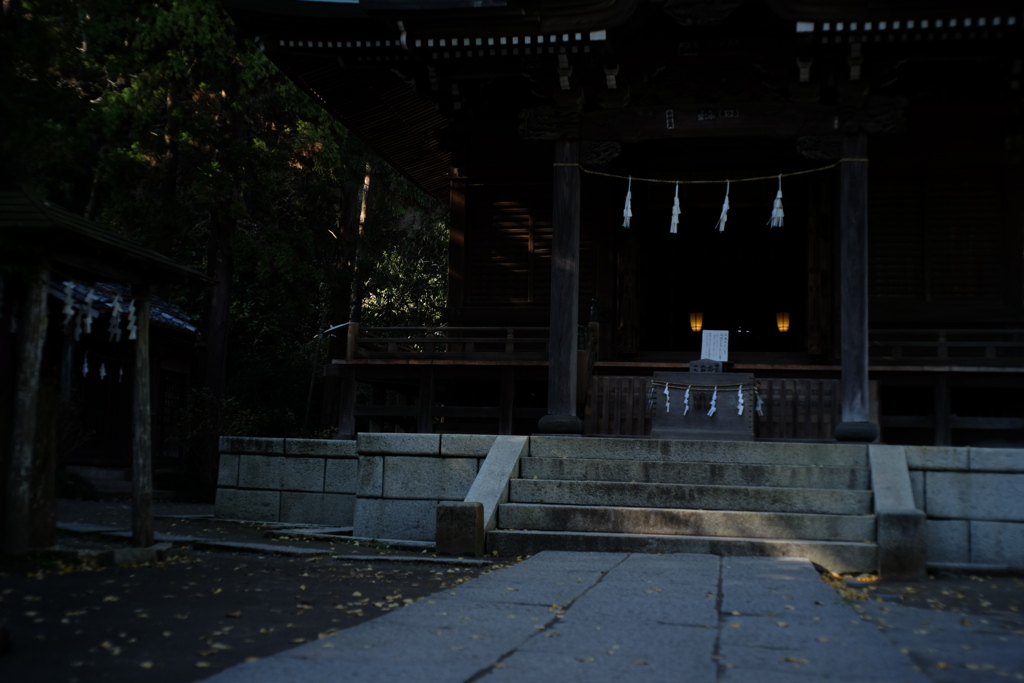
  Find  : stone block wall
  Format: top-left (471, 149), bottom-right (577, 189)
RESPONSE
top-left (215, 436), bottom-right (358, 525)
top-left (353, 433), bottom-right (496, 542)
top-left (906, 446), bottom-right (1024, 569)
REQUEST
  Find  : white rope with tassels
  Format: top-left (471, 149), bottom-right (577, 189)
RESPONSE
top-left (714, 180), bottom-right (730, 232)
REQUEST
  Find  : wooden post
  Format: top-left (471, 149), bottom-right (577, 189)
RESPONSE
top-left (539, 137), bottom-right (583, 434)
top-left (416, 367), bottom-right (434, 433)
top-left (499, 368), bottom-right (515, 435)
top-left (131, 285), bottom-right (154, 548)
top-left (4, 265), bottom-right (49, 555)
top-left (934, 374), bottom-right (951, 446)
top-left (835, 134), bottom-right (879, 442)
top-left (336, 369), bottom-right (357, 439)
top-left (345, 321), bottom-right (360, 361)
top-left (448, 172), bottom-right (467, 310)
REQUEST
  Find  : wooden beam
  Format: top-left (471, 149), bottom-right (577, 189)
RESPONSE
top-left (540, 137), bottom-right (583, 434)
top-left (131, 285), bottom-right (154, 548)
top-left (835, 134), bottom-right (879, 442)
top-left (577, 103), bottom-right (838, 142)
top-left (3, 266), bottom-right (49, 555)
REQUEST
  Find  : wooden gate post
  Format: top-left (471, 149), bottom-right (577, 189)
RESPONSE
top-left (3, 265), bottom-right (49, 555)
top-left (539, 137), bottom-right (583, 434)
top-left (836, 133), bottom-right (879, 442)
top-left (131, 285), bottom-right (154, 547)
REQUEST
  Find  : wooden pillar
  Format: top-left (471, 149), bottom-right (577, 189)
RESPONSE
top-left (416, 367), bottom-right (434, 434)
top-left (336, 370), bottom-right (357, 439)
top-left (4, 266), bottom-right (49, 555)
top-left (835, 134), bottom-right (879, 442)
top-left (447, 172), bottom-right (467, 309)
top-left (335, 319), bottom-right (360, 439)
top-left (131, 285), bottom-right (154, 547)
top-left (539, 137), bottom-right (583, 434)
top-left (499, 368), bottom-right (515, 435)
top-left (934, 374), bottom-right (951, 446)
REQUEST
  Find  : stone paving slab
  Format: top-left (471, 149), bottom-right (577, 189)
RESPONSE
top-left (199, 551), bottom-right (939, 683)
top-left (854, 599), bottom-right (1024, 680)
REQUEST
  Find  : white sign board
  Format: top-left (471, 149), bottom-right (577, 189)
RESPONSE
top-left (701, 330), bottom-right (729, 362)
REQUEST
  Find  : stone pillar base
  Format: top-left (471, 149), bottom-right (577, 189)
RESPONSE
top-left (538, 415), bottom-right (584, 434)
top-left (835, 421), bottom-right (879, 442)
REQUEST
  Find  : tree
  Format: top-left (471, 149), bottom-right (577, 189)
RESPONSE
top-left (3, 0), bottom-right (447, 495)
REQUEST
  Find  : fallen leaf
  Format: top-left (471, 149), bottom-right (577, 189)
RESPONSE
top-left (195, 661), bottom-right (211, 669)
top-left (226, 611), bottom-right (241, 618)
top-left (102, 596), bottom-right (120, 603)
top-left (244, 656), bottom-right (259, 663)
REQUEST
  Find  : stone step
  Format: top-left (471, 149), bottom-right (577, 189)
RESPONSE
top-left (529, 436), bottom-right (868, 467)
top-left (509, 479), bottom-right (873, 515)
top-left (486, 529), bottom-right (877, 574)
top-left (498, 503), bottom-right (876, 542)
top-left (519, 458), bottom-right (870, 490)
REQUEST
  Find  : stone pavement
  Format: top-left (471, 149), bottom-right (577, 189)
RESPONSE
top-left (199, 551), bottom-right (933, 683)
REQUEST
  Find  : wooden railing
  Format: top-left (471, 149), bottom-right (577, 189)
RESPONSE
top-left (869, 329), bottom-right (1024, 362)
top-left (583, 376), bottom-right (839, 440)
top-left (349, 325), bottom-right (550, 360)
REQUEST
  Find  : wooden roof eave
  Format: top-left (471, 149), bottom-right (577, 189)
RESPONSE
top-left (766, 0), bottom-right (1024, 21)
top-left (224, 0), bottom-right (643, 36)
top-left (0, 190), bottom-right (213, 288)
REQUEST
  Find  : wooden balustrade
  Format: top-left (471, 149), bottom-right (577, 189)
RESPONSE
top-left (870, 329), bottom-right (1024, 362)
top-left (352, 326), bottom-right (550, 359)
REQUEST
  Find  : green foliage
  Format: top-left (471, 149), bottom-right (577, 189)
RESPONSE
top-left (3, 0), bottom-right (448, 446)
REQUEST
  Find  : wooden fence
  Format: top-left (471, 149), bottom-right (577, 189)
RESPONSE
top-left (583, 376), bottom-right (839, 440)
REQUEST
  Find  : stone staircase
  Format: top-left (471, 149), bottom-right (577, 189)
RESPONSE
top-left (487, 436), bottom-right (878, 573)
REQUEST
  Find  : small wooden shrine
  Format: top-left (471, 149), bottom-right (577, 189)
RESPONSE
top-left (0, 187), bottom-right (209, 553)
top-left (225, 0), bottom-right (1024, 445)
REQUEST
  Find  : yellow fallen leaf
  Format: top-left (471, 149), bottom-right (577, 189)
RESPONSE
top-left (103, 596), bottom-right (120, 602)
top-left (244, 656), bottom-right (259, 663)
top-left (575, 657), bottom-right (595, 663)
top-left (729, 623), bottom-right (740, 628)
top-left (782, 657), bottom-right (808, 664)
top-left (195, 661), bottom-right (211, 668)
top-left (936, 662), bottom-right (949, 670)
top-left (634, 660), bottom-right (648, 666)
top-left (139, 661), bottom-right (154, 669)
top-left (291, 638), bottom-right (306, 644)
top-left (961, 618), bottom-right (973, 626)
top-left (817, 637), bottom-right (830, 643)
